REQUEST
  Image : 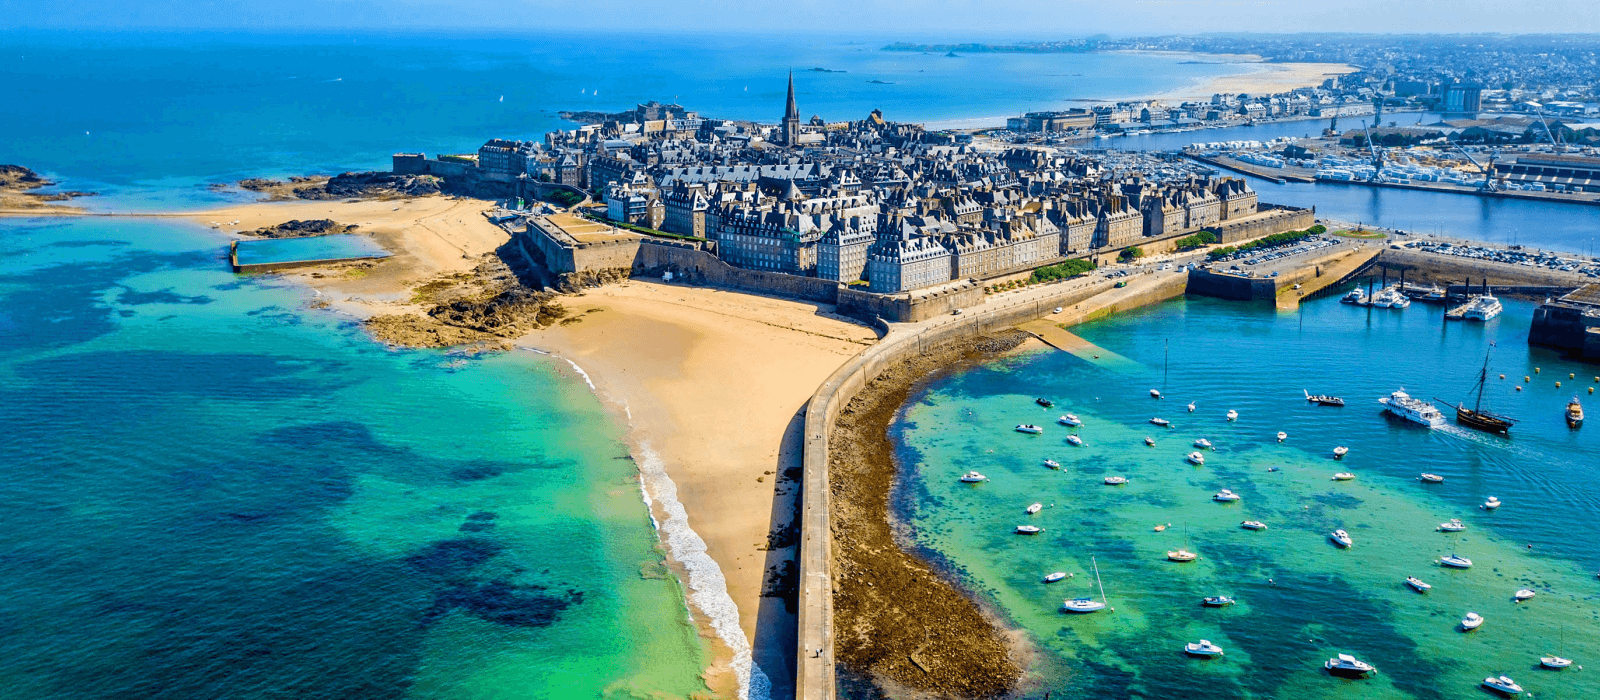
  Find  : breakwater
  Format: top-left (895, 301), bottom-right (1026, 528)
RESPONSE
top-left (798, 271), bottom-right (1188, 698)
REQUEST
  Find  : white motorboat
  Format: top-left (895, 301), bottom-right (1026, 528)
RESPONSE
top-left (1187, 452), bottom-right (1206, 465)
top-left (1187, 401), bottom-right (1196, 412)
top-left (1066, 434), bottom-right (1084, 446)
top-left (1150, 388), bottom-right (1163, 399)
top-left (1420, 473), bottom-right (1445, 483)
top-left (1482, 496), bottom-right (1502, 510)
top-left (1463, 292), bottom-right (1504, 321)
top-left (1329, 529), bottom-right (1354, 548)
top-left (1440, 554), bottom-right (1473, 569)
top-left (1240, 520), bottom-right (1267, 530)
top-left (1514, 589), bottom-right (1536, 602)
top-left (1332, 472), bottom-right (1356, 481)
top-left (1015, 424), bottom-right (1044, 435)
top-left (1341, 288), bottom-right (1366, 304)
top-left (1061, 556), bottom-right (1110, 613)
top-left (1167, 548), bottom-right (1198, 562)
top-left (1201, 595), bottom-right (1236, 607)
top-left (1058, 414), bottom-right (1083, 426)
top-left (1150, 417), bottom-right (1171, 427)
top-left (1043, 571), bottom-right (1068, 583)
top-left (1144, 436), bottom-right (1156, 446)
top-left (1104, 476), bottom-right (1128, 485)
top-left (1183, 639), bottom-right (1224, 657)
top-left (1042, 459), bottom-right (1061, 469)
top-left (1226, 409), bottom-right (1238, 421)
top-left (1481, 676), bottom-right (1522, 695)
top-left (1333, 446), bottom-right (1349, 458)
top-left (1379, 389), bottom-right (1447, 428)
top-left (1437, 519), bottom-right (1466, 532)
top-left (1461, 612), bottom-right (1484, 630)
top-left (1325, 653), bottom-right (1375, 676)
top-left (1026, 502), bottom-right (1043, 515)
top-left (1194, 438), bottom-right (1213, 449)
top-left (1276, 431), bottom-right (1288, 442)
top-left (1016, 525), bottom-right (1043, 535)
top-left (1406, 576), bottom-right (1432, 592)
top-left (959, 471), bottom-right (988, 483)
top-left (1213, 489), bottom-right (1240, 502)
top-left (1541, 655), bottom-right (1573, 669)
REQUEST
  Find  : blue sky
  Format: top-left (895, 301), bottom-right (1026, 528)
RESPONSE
top-left (3, 0), bottom-right (1597, 33)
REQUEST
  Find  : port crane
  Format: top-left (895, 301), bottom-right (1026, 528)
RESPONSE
top-left (1361, 125), bottom-right (1385, 179)
top-left (1533, 107), bottom-right (1568, 153)
top-left (1446, 138), bottom-right (1501, 191)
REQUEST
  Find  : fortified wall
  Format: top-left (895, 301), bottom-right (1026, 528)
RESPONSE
top-left (796, 271), bottom-right (1190, 700)
top-left (1211, 204), bottom-right (1315, 245)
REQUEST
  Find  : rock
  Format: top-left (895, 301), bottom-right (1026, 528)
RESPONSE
top-left (250, 219), bottom-right (358, 238)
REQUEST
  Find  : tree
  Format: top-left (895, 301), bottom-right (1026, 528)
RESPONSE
top-left (1119, 246), bottom-right (1145, 261)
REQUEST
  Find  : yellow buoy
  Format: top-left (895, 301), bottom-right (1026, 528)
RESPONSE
top-left (1516, 386), bottom-right (1523, 391)
top-left (1556, 382), bottom-right (1563, 388)
top-left (1571, 373), bottom-right (1577, 379)
top-left (1525, 376), bottom-right (1531, 382)
top-left (1499, 374), bottom-right (1506, 379)
top-left (1535, 367), bottom-right (1541, 373)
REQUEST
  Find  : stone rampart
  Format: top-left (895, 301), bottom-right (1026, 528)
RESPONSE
top-left (797, 271), bottom-right (1188, 700)
top-left (837, 282), bottom-right (986, 323)
top-left (1212, 205), bottom-right (1315, 244)
top-left (634, 241), bottom-right (842, 304)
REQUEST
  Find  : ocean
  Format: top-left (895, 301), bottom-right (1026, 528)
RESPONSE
top-left (0, 30), bottom-right (1263, 699)
top-left (895, 294), bottom-right (1600, 699)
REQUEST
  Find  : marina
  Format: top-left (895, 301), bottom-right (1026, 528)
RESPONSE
top-left (895, 292), bottom-right (1600, 699)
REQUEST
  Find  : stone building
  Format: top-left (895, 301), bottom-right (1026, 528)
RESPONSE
top-left (1094, 196), bottom-right (1144, 250)
top-left (661, 183), bottom-right (710, 238)
top-left (817, 223), bottom-right (874, 283)
top-left (866, 231), bottom-right (953, 293)
top-left (1214, 178), bottom-right (1259, 220)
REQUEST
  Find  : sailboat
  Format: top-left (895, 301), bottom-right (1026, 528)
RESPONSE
top-left (1440, 347), bottom-right (1516, 434)
top-left (1541, 626), bottom-right (1574, 669)
top-left (1062, 556), bottom-right (1109, 612)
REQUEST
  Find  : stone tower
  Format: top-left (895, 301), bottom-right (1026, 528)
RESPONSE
top-left (781, 72), bottom-right (801, 147)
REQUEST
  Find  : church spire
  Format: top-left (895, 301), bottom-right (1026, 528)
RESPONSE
top-left (784, 71), bottom-right (800, 122)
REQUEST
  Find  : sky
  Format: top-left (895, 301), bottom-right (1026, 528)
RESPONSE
top-left (3, 0), bottom-right (1599, 34)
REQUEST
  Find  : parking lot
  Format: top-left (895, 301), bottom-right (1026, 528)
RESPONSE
top-left (1397, 240), bottom-right (1600, 279)
top-left (1204, 235), bottom-right (1351, 278)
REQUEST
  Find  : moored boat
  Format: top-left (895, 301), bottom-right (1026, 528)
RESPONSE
top-left (1332, 472), bottom-right (1356, 481)
top-left (960, 471), bottom-right (988, 483)
top-left (1150, 417), bottom-right (1171, 427)
top-left (1420, 473), bottom-right (1445, 483)
top-left (1066, 434), bottom-right (1084, 446)
top-left (1461, 611), bottom-right (1484, 630)
top-left (1201, 595), bottom-right (1235, 607)
top-left (1514, 589), bottom-right (1536, 602)
top-left (1325, 653), bottom-right (1375, 676)
top-left (1167, 548), bottom-right (1198, 562)
top-left (1213, 489), bottom-right (1240, 502)
top-left (1443, 348), bottom-right (1517, 434)
top-left (1061, 556), bottom-right (1110, 613)
top-left (1150, 388), bottom-right (1163, 399)
top-left (1240, 520), bottom-right (1267, 530)
top-left (1462, 291), bottom-right (1503, 321)
top-left (1406, 576), bottom-right (1432, 592)
top-left (1187, 401), bottom-right (1196, 412)
top-left (1276, 431), bottom-right (1288, 442)
top-left (1333, 446), bottom-right (1348, 458)
top-left (1183, 639), bottom-right (1225, 657)
top-left (1541, 655), bottom-right (1573, 669)
top-left (1043, 571), bottom-right (1068, 583)
top-left (1059, 414), bottom-right (1083, 427)
top-left (1481, 676), bottom-right (1521, 695)
top-left (1042, 458), bottom-right (1061, 469)
top-left (1341, 288), bottom-right (1365, 304)
top-left (1568, 396), bottom-right (1585, 428)
top-left (1482, 496), bottom-right (1502, 510)
top-left (1187, 451), bottom-right (1206, 465)
top-left (1016, 424), bottom-right (1044, 434)
top-left (1440, 554), bottom-right (1473, 569)
top-left (1329, 529), bottom-right (1354, 548)
top-left (1036, 397), bottom-right (1055, 408)
top-left (1437, 519), bottom-right (1466, 532)
top-left (1104, 476), bottom-right (1128, 485)
top-left (1016, 525), bottom-right (1043, 535)
top-left (1226, 409), bottom-right (1239, 421)
top-left (1144, 436), bottom-right (1156, 446)
top-left (1305, 390), bottom-right (1346, 406)
top-left (1026, 502), bottom-right (1043, 514)
top-left (1194, 438), bottom-right (1213, 449)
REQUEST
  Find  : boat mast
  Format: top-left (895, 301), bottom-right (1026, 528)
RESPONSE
top-left (1092, 556), bottom-right (1108, 605)
top-left (1473, 347), bottom-right (1491, 413)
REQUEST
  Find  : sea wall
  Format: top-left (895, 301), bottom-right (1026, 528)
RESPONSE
top-left (634, 242), bottom-right (842, 304)
top-left (798, 271), bottom-right (1188, 700)
top-left (1374, 247), bottom-right (1595, 288)
top-left (836, 282), bottom-right (985, 323)
top-left (1212, 205), bottom-right (1315, 245)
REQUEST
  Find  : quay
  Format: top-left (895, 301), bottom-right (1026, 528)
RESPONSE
top-left (1186, 152), bottom-right (1315, 184)
top-left (1312, 176), bottom-right (1600, 206)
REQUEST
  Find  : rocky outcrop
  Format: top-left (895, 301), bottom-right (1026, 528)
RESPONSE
top-left (251, 219), bottom-right (358, 238)
top-left (0, 165), bottom-right (96, 211)
top-left (293, 171), bottom-right (443, 200)
top-left (555, 268), bottom-right (631, 293)
top-left (362, 257), bottom-right (569, 349)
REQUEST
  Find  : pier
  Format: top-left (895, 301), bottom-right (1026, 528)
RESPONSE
top-left (1185, 152), bottom-right (1316, 184)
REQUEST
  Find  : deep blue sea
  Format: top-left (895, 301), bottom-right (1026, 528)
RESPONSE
top-left (895, 295), bottom-right (1600, 699)
top-left (0, 30), bottom-right (1264, 700)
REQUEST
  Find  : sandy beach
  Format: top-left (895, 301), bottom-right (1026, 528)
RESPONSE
top-left (1139, 54), bottom-right (1357, 103)
top-left (174, 194), bottom-right (880, 697)
top-left (531, 281), bottom-right (877, 698)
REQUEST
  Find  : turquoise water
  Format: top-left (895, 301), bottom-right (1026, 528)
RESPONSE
top-left (0, 216), bottom-right (711, 698)
top-left (896, 295), bottom-right (1600, 699)
top-left (233, 234), bottom-right (391, 266)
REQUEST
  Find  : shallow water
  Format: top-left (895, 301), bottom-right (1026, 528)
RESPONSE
top-left (896, 294), bottom-right (1600, 699)
top-left (232, 234), bottom-right (391, 265)
top-left (0, 216), bottom-right (710, 699)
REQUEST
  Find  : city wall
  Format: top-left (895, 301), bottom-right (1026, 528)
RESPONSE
top-left (1211, 205), bottom-right (1316, 245)
top-left (633, 241), bottom-right (843, 304)
top-left (797, 271), bottom-right (1189, 700)
top-left (836, 282), bottom-right (986, 323)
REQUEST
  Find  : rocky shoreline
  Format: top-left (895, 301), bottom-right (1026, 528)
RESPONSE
top-left (830, 330), bottom-right (1030, 698)
top-left (0, 164), bottom-right (96, 214)
top-left (363, 255), bottom-right (571, 349)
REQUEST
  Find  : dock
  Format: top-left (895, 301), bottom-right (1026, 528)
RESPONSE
top-left (1016, 319), bottom-right (1142, 372)
top-left (1184, 153), bottom-right (1316, 184)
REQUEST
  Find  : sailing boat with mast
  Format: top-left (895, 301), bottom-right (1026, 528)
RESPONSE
top-left (1150, 340), bottom-right (1167, 399)
top-left (1440, 346), bottom-right (1517, 434)
top-left (1541, 626), bottom-right (1573, 669)
top-left (1062, 556), bottom-right (1110, 613)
